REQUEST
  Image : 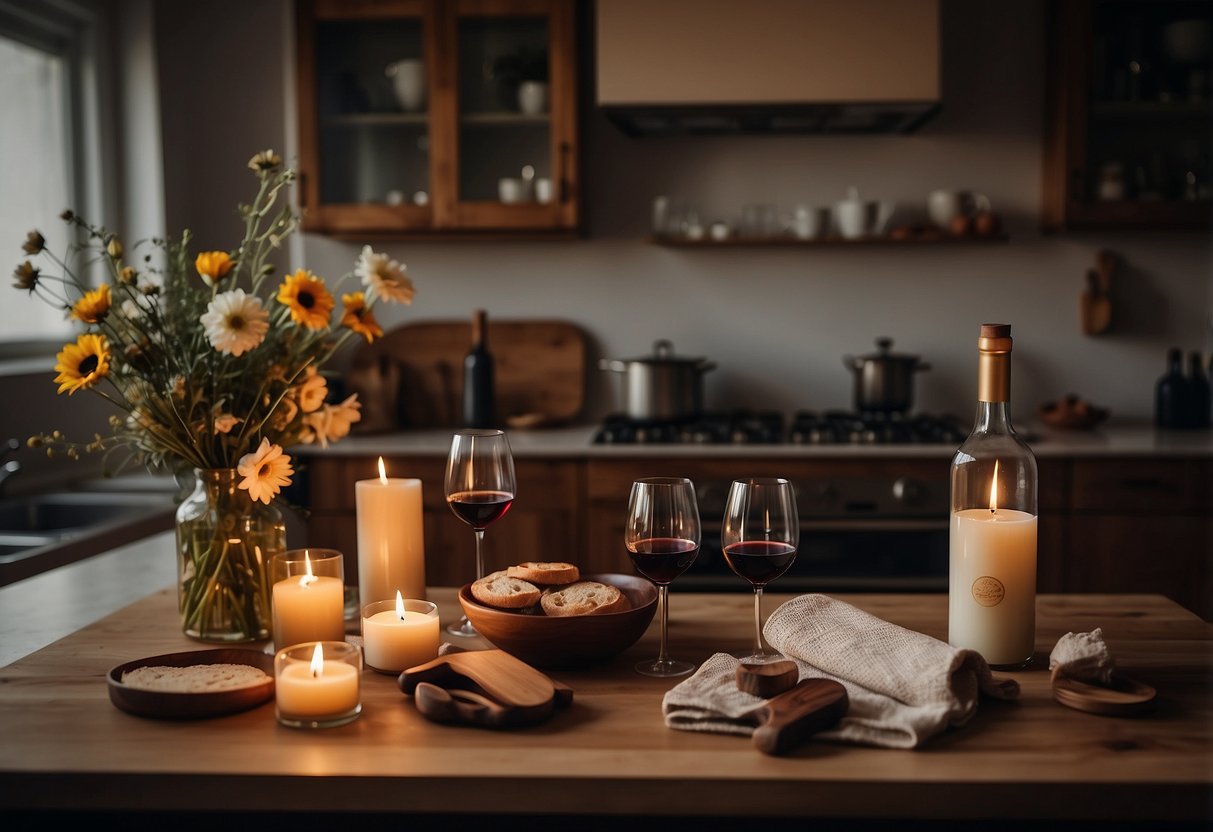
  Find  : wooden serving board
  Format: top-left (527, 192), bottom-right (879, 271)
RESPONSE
top-left (345, 319), bottom-right (586, 430)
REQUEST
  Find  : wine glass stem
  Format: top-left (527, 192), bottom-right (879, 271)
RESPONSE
top-left (657, 584), bottom-right (671, 663)
top-left (752, 585), bottom-right (765, 656)
top-left (474, 528), bottom-right (486, 580)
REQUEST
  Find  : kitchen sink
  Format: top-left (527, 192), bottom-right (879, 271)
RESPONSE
top-left (0, 491), bottom-right (177, 578)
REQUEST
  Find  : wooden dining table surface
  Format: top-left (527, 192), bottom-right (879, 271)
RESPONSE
top-left (0, 588), bottom-right (1210, 827)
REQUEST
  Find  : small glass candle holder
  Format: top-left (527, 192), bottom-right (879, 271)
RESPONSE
top-left (361, 595), bottom-right (440, 674)
top-left (270, 549), bottom-right (346, 652)
top-left (275, 641), bottom-right (362, 729)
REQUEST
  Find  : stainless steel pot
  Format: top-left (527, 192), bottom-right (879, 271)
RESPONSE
top-left (843, 337), bottom-right (931, 413)
top-left (599, 340), bottom-right (716, 421)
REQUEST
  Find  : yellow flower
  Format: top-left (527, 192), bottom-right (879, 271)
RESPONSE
top-left (70, 284), bottom-right (112, 324)
top-left (195, 251), bottom-right (234, 287)
top-left (294, 365), bottom-right (327, 413)
top-left (236, 438), bottom-right (293, 504)
top-left (340, 292), bottom-right (383, 342)
top-left (277, 269), bottom-right (334, 330)
top-left (53, 333), bottom-right (111, 395)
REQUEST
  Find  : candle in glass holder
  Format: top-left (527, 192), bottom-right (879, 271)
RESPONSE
top-left (361, 591), bottom-right (439, 673)
top-left (275, 641), bottom-right (361, 728)
top-left (355, 458), bottom-right (426, 605)
top-left (271, 549), bottom-right (346, 651)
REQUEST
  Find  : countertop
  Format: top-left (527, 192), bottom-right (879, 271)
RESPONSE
top-left (1, 587), bottom-right (1209, 826)
top-left (297, 420), bottom-right (1213, 459)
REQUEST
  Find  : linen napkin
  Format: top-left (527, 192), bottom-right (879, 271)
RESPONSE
top-left (1048, 627), bottom-right (1114, 683)
top-left (662, 594), bottom-right (1019, 749)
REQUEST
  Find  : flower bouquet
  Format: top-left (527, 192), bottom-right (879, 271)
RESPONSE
top-left (12, 150), bottom-right (416, 642)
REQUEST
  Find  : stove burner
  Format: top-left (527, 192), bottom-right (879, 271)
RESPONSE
top-left (593, 410), bottom-right (966, 445)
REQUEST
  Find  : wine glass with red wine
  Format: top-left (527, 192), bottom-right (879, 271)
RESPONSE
top-left (625, 477), bottom-right (701, 677)
top-left (722, 478), bottom-right (799, 664)
top-left (444, 428), bottom-right (516, 637)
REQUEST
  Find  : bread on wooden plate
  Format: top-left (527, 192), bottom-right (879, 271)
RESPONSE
top-left (471, 570), bottom-right (542, 609)
top-left (540, 580), bottom-right (632, 617)
top-left (120, 663), bottom-right (270, 692)
top-left (506, 561), bottom-right (580, 585)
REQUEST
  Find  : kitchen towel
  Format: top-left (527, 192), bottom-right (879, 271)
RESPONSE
top-left (662, 593), bottom-right (1020, 749)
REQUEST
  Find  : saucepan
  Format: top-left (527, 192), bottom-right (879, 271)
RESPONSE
top-left (843, 337), bottom-right (930, 413)
top-left (599, 340), bottom-right (716, 421)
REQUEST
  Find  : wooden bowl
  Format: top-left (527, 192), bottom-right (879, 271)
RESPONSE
top-left (107, 648), bottom-right (275, 720)
top-left (458, 573), bottom-right (657, 669)
top-left (1039, 396), bottom-right (1110, 430)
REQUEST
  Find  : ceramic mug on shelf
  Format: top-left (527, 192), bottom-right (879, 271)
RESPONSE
top-left (386, 59), bottom-right (425, 112)
top-left (517, 80), bottom-right (549, 115)
top-left (498, 178), bottom-right (526, 204)
top-left (927, 190), bottom-right (990, 230)
top-left (535, 177), bottom-right (553, 204)
top-left (791, 205), bottom-right (829, 240)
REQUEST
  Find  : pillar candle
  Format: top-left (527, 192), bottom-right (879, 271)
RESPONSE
top-left (361, 593), bottom-right (440, 673)
top-left (949, 507), bottom-right (1037, 666)
top-left (356, 457), bottom-right (426, 605)
top-left (272, 573), bottom-right (345, 652)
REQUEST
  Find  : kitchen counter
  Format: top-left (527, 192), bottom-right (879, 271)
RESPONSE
top-left (299, 420), bottom-right (1213, 459)
top-left (2, 587), bottom-right (1209, 827)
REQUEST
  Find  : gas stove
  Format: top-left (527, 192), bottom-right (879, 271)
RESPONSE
top-left (592, 410), bottom-right (967, 446)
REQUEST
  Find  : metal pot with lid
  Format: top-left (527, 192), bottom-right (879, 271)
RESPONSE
top-left (599, 340), bottom-right (716, 421)
top-left (843, 337), bottom-right (931, 413)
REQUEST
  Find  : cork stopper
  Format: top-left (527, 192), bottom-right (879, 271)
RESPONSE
top-left (980, 323), bottom-right (1011, 338)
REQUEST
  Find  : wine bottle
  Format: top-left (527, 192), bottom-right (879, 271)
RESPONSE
top-left (1188, 351), bottom-right (1211, 430)
top-left (949, 324), bottom-right (1038, 669)
top-left (462, 309), bottom-right (495, 428)
top-left (1155, 348), bottom-right (1190, 429)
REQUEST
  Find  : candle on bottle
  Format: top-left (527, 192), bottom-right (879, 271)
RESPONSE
top-left (274, 642), bottom-right (362, 728)
top-left (949, 461), bottom-right (1038, 666)
top-left (271, 550), bottom-right (346, 652)
top-left (361, 591), bottom-right (440, 673)
top-left (355, 458), bottom-right (426, 605)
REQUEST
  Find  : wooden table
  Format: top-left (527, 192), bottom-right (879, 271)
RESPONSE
top-left (1, 590), bottom-right (1209, 829)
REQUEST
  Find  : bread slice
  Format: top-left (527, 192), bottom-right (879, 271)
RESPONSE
top-left (121, 663), bottom-right (270, 692)
top-left (471, 570), bottom-right (542, 609)
top-left (540, 581), bottom-right (631, 617)
top-left (506, 561), bottom-right (580, 585)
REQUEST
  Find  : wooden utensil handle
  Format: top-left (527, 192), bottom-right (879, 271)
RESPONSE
top-left (752, 679), bottom-right (849, 756)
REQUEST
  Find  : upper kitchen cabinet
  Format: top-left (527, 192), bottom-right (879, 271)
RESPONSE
top-left (295, 0), bottom-right (580, 238)
top-left (1042, 1), bottom-right (1213, 231)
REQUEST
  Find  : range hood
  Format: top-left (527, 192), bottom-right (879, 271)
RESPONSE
top-left (595, 0), bottom-right (940, 136)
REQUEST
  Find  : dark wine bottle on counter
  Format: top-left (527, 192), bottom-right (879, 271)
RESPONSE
top-left (1155, 348), bottom-right (1190, 429)
top-left (462, 309), bottom-right (495, 428)
top-left (1188, 352), bottom-right (1211, 429)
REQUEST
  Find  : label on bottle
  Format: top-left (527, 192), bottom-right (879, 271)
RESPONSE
top-left (971, 576), bottom-right (1005, 607)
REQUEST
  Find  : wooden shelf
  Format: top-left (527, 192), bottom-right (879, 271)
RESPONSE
top-left (323, 112), bottom-right (428, 127)
top-left (460, 111), bottom-right (551, 126)
top-left (645, 233), bottom-right (1010, 247)
top-left (1059, 200), bottom-right (1211, 230)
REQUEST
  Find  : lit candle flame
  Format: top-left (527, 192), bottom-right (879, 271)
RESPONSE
top-left (989, 460), bottom-right (1000, 514)
top-left (298, 550), bottom-right (317, 588)
top-left (309, 643), bottom-right (324, 677)
top-left (395, 589), bottom-right (405, 620)
top-left (378, 456), bottom-right (388, 484)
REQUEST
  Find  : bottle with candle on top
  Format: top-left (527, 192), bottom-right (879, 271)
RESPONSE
top-left (949, 323), bottom-right (1038, 670)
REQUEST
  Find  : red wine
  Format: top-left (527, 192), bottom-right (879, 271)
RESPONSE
top-left (723, 541), bottom-right (797, 586)
top-left (627, 536), bottom-right (699, 584)
top-left (447, 490), bottom-right (514, 529)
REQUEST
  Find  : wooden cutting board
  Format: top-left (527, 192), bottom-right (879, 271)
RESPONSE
top-left (345, 319), bottom-right (586, 430)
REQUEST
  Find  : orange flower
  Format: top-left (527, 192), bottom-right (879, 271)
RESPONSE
top-left (70, 284), bottom-right (111, 324)
top-left (340, 292), bottom-right (383, 342)
top-left (277, 269), bottom-right (335, 330)
top-left (195, 251), bottom-right (234, 287)
top-left (53, 333), bottom-right (111, 395)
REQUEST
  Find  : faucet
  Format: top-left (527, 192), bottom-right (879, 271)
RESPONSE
top-left (0, 438), bottom-right (21, 498)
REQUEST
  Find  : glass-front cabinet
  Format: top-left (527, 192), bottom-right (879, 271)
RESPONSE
top-left (296, 0), bottom-right (579, 237)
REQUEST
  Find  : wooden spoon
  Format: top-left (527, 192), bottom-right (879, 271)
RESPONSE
top-left (747, 678), bottom-right (849, 756)
top-left (736, 660), bottom-right (799, 698)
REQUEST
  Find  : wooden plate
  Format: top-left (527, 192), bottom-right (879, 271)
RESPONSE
top-left (107, 649), bottom-right (275, 720)
top-left (1052, 672), bottom-right (1157, 717)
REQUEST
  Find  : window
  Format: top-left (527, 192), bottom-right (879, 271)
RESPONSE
top-left (0, 1), bottom-right (103, 347)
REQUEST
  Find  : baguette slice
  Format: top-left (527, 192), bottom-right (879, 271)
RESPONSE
top-left (121, 663), bottom-right (270, 693)
top-left (471, 570), bottom-right (542, 609)
top-left (540, 581), bottom-right (631, 617)
top-left (506, 561), bottom-right (580, 585)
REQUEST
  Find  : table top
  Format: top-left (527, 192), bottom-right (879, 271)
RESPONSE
top-left (1, 589), bottom-right (1210, 823)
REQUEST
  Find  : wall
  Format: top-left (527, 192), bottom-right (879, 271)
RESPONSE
top-left (156, 0), bottom-right (1212, 427)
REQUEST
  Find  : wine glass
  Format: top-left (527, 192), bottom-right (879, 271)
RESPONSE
top-left (444, 429), bottom-right (516, 637)
top-left (721, 478), bottom-right (799, 664)
top-left (625, 477), bottom-right (701, 678)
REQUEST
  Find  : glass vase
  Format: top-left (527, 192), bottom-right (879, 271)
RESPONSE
top-left (176, 468), bottom-right (285, 642)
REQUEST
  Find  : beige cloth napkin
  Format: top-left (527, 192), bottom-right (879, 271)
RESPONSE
top-left (662, 594), bottom-right (1020, 749)
top-left (1048, 627), bottom-right (1114, 683)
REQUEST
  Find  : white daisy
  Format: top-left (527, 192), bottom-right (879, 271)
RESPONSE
top-left (236, 438), bottom-right (293, 504)
top-left (356, 245), bottom-right (415, 305)
top-left (200, 289), bottom-right (269, 356)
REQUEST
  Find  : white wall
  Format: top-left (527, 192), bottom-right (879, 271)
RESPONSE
top-left (154, 0), bottom-right (1212, 425)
